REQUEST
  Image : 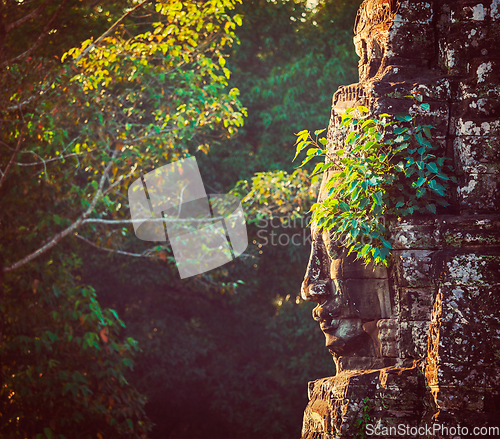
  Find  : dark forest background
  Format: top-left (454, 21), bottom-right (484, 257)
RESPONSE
top-left (0, 1), bottom-right (361, 437)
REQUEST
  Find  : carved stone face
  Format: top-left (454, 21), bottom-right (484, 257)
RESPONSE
top-left (301, 207), bottom-right (392, 373)
top-left (300, 0), bottom-right (403, 374)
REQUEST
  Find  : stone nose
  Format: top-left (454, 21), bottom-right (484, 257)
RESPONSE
top-left (312, 300), bottom-right (343, 322)
top-left (302, 280), bottom-right (331, 303)
top-left (312, 292), bottom-right (359, 322)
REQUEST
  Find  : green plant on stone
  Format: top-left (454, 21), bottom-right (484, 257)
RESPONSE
top-left (353, 396), bottom-right (373, 439)
top-left (293, 97), bottom-right (456, 267)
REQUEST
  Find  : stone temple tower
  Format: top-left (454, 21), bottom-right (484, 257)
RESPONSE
top-left (301, 1), bottom-right (500, 437)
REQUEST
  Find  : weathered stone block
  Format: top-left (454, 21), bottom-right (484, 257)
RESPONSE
top-left (470, 60), bottom-right (500, 86)
top-left (434, 362), bottom-right (486, 388)
top-left (378, 318), bottom-right (398, 357)
top-left (393, 250), bottom-right (435, 287)
top-left (454, 96), bottom-right (500, 118)
top-left (451, 117), bottom-right (500, 136)
top-left (484, 366), bottom-right (500, 388)
top-left (399, 320), bottom-right (430, 358)
top-left (434, 386), bottom-right (485, 411)
top-left (441, 215), bottom-right (500, 247)
top-left (387, 23), bottom-right (435, 61)
top-left (371, 77), bottom-right (451, 101)
top-left (345, 279), bottom-right (388, 320)
top-left (336, 252), bottom-right (388, 279)
top-left (457, 172), bottom-right (500, 212)
top-left (399, 287), bottom-right (436, 321)
top-left (436, 320), bottom-right (500, 366)
top-left (371, 97), bottom-right (450, 136)
top-left (456, 81), bottom-right (500, 103)
top-left (492, 0), bottom-right (500, 20)
top-left (437, 251), bottom-right (500, 286)
top-left (440, 285), bottom-right (500, 325)
top-left (438, 20), bottom-right (500, 75)
top-left (450, 1), bottom-right (489, 23)
top-left (454, 136), bottom-right (500, 174)
top-left (410, 78), bottom-right (452, 101)
top-left (394, 0), bottom-right (434, 26)
top-left (390, 219), bottom-right (440, 250)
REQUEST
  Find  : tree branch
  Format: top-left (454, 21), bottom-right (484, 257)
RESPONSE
top-left (4, 149), bottom-right (119, 272)
top-left (81, 215), bottom-right (228, 225)
top-left (2, 0), bottom-right (69, 67)
top-left (15, 151), bottom-right (86, 167)
top-left (74, 234), bottom-right (157, 259)
top-left (5, 0), bottom-right (53, 33)
top-left (0, 132), bottom-right (24, 191)
top-left (75, 0), bottom-right (152, 62)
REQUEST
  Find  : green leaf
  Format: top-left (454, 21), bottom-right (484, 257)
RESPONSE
top-left (426, 162), bottom-right (439, 173)
top-left (314, 128), bottom-right (326, 136)
top-left (394, 127), bottom-right (408, 135)
top-left (420, 102), bottom-right (430, 111)
top-left (426, 203), bottom-right (437, 213)
top-left (361, 244), bottom-right (371, 256)
top-left (381, 238), bottom-right (392, 249)
top-left (414, 177), bottom-right (426, 187)
top-left (345, 131), bottom-right (357, 144)
top-left (373, 191), bottom-right (383, 205)
top-left (293, 140), bottom-right (309, 161)
top-left (339, 201), bottom-right (349, 212)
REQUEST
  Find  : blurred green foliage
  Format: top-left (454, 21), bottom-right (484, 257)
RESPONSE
top-left (1, 0), bottom-right (361, 437)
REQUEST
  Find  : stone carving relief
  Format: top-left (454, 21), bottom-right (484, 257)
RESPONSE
top-left (301, 1), bottom-right (500, 437)
top-left (354, 0), bottom-right (399, 81)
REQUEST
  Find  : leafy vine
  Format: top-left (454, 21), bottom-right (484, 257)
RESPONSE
top-left (294, 96), bottom-right (456, 266)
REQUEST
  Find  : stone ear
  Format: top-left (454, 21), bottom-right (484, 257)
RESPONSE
top-left (362, 320), bottom-right (381, 357)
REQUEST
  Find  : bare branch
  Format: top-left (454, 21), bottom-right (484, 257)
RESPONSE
top-left (2, 0), bottom-right (69, 67)
top-left (0, 132), bottom-right (24, 191)
top-left (15, 151), bottom-right (85, 167)
top-left (75, 0), bottom-right (152, 62)
top-left (81, 215), bottom-right (228, 225)
top-left (74, 234), bottom-right (158, 259)
top-left (4, 149), bottom-right (119, 272)
top-left (5, 82), bottom-right (54, 111)
top-left (5, 0), bottom-right (53, 33)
